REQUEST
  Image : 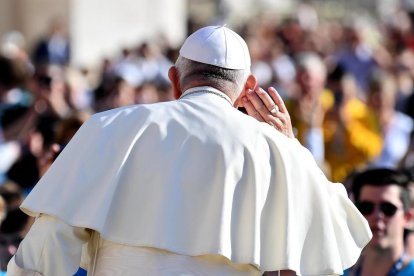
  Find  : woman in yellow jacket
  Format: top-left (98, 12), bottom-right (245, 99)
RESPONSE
top-left (323, 74), bottom-right (382, 182)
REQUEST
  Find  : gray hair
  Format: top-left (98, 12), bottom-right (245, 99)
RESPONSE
top-left (296, 52), bottom-right (327, 79)
top-left (175, 56), bottom-right (250, 98)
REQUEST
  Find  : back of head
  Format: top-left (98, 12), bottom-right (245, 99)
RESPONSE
top-left (176, 25), bottom-right (251, 98)
top-left (296, 52), bottom-right (326, 78)
top-left (351, 168), bottom-right (410, 211)
top-left (367, 70), bottom-right (397, 109)
top-left (295, 52), bottom-right (327, 93)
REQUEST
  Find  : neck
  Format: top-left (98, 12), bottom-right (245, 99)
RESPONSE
top-left (367, 244), bottom-right (403, 261)
top-left (181, 81), bottom-right (237, 103)
top-left (180, 86), bottom-right (233, 106)
top-left (359, 243), bottom-right (405, 275)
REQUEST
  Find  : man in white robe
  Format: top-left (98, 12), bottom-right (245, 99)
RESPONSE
top-left (8, 25), bottom-right (371, 276)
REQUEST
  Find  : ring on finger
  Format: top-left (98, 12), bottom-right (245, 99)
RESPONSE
top-left (270, 105), bottom-right (279, 115)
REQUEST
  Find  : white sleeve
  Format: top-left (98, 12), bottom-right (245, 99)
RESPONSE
top-left (7, 214), bottom-right (91, 276)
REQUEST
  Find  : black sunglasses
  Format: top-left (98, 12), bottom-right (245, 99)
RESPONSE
top-left (356, 201), bottom-right (400, 217)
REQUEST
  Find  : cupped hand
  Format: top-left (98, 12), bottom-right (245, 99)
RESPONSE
top-left (241, 86), bottom-right (294, 138)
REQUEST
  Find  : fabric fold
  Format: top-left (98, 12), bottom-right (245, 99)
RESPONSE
top-left (20, 91), bottom-right (371, 275)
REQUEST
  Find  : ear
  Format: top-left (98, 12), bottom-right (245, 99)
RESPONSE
top-left (234, 74), bottom-right (257, 108)
top-left (404, 208), bottom-right (414, 226)
top-left (245, 74), bottom-right (258, 91)
top-left (168, 66), bottom-right (181, 99)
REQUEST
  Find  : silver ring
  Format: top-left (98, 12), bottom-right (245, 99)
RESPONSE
top-left (270, 105), bottom-right (279, 115)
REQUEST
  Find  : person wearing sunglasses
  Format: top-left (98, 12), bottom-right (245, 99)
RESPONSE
top-left (344, 168), bottom-right (414, 276)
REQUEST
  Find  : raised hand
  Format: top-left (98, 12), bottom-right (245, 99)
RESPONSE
top-left (242, 86), bottom-right (294, 138)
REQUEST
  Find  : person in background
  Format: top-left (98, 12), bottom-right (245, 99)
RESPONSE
top-left (323, 72), bottom-right (382, 182)
top-left (346, 168), bottom-right (414, 275)
top-left (399, 130), bottom-right (414, 169)
top-left (285, 52), bottom-right (333, 169)
top-left (32, 19), bottom-right (70, 68)
top-left (0, 194), bottom-right (7, 275)
top-left (336, 23), bottom-right (378, 94)
top-left (7, 25), bottom-right (370, 276)
top-left (135, 78), bottom-right (174, 104)
top-left (0, 183), bottom-right (30, 274)
top-left (402, 166), bottom-right (414, 260)
top-left (366, 71), bottom-right (414, 167)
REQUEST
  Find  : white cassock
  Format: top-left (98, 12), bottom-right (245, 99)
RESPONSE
top-left (7, 86), bottom-right (371, 276)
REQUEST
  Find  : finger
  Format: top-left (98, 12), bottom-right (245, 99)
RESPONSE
top-left (243, 96), bottom-right (265, 121)
top-left (255, 87), bottom-right (278, 113)
top-left (268, 116), bottom-right (289, 136)
top-left (268, 116), bottom-right (281, 128)
top-left (246, 88), bottom-right (271, 118)
top-left (268, 87), bottom-right (287, 113)
top-left (272, 119), bottom-right (293, 138)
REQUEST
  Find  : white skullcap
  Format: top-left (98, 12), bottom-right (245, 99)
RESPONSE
top-left (179, 25), bottom-right (251, 70)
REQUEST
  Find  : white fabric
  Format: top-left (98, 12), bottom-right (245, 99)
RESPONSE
top-left (8, 215), bottom-right (259, 276)
top-left (179, 25), bottom-right (251, 70)
top-left (7, 215), bottom-right (90, 276)
top-left (20, 86), bottom-right (371, 275)
top-left (94, 240), bottom-right (260, 275)
top-left (7, 257), bottom-right (40, 276)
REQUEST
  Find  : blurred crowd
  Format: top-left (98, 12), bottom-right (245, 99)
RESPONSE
top-left (1, 1), bottom-right (414, 274)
